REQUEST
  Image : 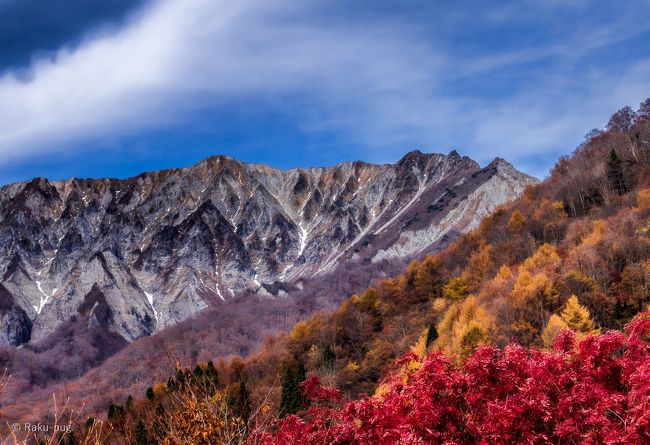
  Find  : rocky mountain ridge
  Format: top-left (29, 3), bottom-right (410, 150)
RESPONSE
top-left (0, 150), bottom-right (536, 346)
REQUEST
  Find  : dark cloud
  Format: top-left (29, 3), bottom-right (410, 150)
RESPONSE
top-left (0, 0), bottom-right (147, 71)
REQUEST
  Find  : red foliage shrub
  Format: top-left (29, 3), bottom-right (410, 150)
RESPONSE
top-left (252, 313), bottom-right (650, 444)
top-left (300, 376), bottom-right (341, 405)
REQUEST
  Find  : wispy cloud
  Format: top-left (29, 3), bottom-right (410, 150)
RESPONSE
top-left (0, 0), bottom-right (440, 157)
top-left (0, 0), bottom-right (648, 178)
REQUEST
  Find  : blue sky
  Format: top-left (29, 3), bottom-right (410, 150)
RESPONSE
top-left (0, 0), bottom-right (649, 185)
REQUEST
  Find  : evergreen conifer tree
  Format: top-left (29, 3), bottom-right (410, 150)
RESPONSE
top-left (295, 360), bottom-right (306, 386)
top-left (232, 381), bottom-right (252, 421)
top-left (134, 419), bottom-right (149, 445)
top-left (279, 361), bottom-right (307, 416)
top-left (107, 403), bottom-right (125, 421)
top-left (607, 149), bottom-right (628, 195)
top-left (205, 360), bottom-right (219, 386)
top-left (279, 366), bottom-right (296, 416)
top-left (425, 321), bottom-right (439, 348)
top-left (84, 417), bottom-right (94, 430)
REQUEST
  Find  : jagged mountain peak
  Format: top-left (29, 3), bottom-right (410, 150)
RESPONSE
top-left (0, 150), bottom-right (535, 346)
top-left (487, 156), bottom-right (515, 170)
top-left (485, 157), bottom-right (537, 183)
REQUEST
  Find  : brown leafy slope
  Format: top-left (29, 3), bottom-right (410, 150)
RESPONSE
top-left (191, 98), bottom-right (650, 403)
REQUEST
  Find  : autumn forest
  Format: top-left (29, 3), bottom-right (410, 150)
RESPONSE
top-left (7, 100), bottom-right (650, 444)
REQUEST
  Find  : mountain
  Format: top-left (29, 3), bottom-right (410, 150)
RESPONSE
top-left (4, 102), bottom-right (647, 442)
top-left (0, 150), bottom-right (534, 348)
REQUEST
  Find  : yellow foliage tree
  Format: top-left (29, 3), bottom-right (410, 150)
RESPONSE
top-left (306, 344), bottom-right (320, 370)
top-left (153, 382), bottom-right (167, 397)
top-left (361, 339), bottom-right (395, 381)
top-left (460, 321), bottom-right (489, 359)
top-left (581, 220), bottom-right (609, 247)
top-left (289, 320), bottom-right (313, 344)
top-left (495, 265), bottom-right (513, 281)
top-left (478, 265), bottom-right (515, 304)
top-left (509, 270), bottom-right (556, 345)
top-left (462, 241), bottom-right (495, 291)
top-left (560, 295), bottom-right (598, 334)
top-left (436, 296), bottom-right (495, 359)
top-left (552, 200), bottom-right (567, 216)
top-left (432, 297), bottom-right (449, 315)
top-left (542, 295), bottom-right (598, 348)
top-left (413, 256), bottom-right (444, 299)
top-left (513, 270), bottom-right (557, 309)
top-left (541, 314), bottom-right (569, 348)
top-left (508, 209), bottom-right (527, 232)
top-left (561, 269), bottom-right (597, 296)
top-left (443, 277), bottom-right (470, 300)
top-left (346, 361), bottom-right (359, 371)
top-left (288, 317), bottom-right (323, 355)
top-left (520, 243), bottom-right (561, 274)
top-left (410, 330), bottom-right (428, 357)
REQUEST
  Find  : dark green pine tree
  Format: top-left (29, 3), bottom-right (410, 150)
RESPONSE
top-left (146, 386), bottom-right (155, 401)
top-left (231, 381), bottom-right (252, 421)
top-left (279, 366), bottom-right (296, 416)
top-left (85, 417), bottom-right (95, 430)
top-left (296, 361), bottom-right (308, 410)
top-left (205, 360), bottom-right (219, 386)
top-left (126, 394), bottom-right (133, 409)
top-left (107, 403), bottom-right (125, 421)
top-left (607, 149), bottom-right (628, 195)
top-left (176, 369), bottom-right (187, 388)
top-left (279, 361), bottom-right (307, 416)
top-left (133, 419), bottom-right (150, 445)
top-left (107, 403), bottom-right (116, 420)
top-left (193, 364), bottom-right (207, 391)
top-left (425, 322), bottom-right (439, 349)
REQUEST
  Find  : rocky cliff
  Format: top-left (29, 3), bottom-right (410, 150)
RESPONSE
top-left (0, 150), bottom-right (535, 345)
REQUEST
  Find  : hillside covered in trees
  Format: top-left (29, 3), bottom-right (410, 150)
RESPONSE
top-left (6, 98), bottom-right (650, 444)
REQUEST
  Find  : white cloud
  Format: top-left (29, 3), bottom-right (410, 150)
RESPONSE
top-left (0, 0), bottom-right (443, 160)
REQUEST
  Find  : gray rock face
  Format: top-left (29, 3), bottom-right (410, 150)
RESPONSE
top-left (0, 150), bottom-right (535, 345)
top-left (0, 284), bottom-right (32, 345)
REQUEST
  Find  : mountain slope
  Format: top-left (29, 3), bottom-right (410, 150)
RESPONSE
top-left (5, 101), bottom-right (649, 444)
top-left (0, 150), bottom-right (534, 347)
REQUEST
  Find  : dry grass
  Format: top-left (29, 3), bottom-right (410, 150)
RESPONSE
top-left (1, 365), bottom-right (278, 445)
